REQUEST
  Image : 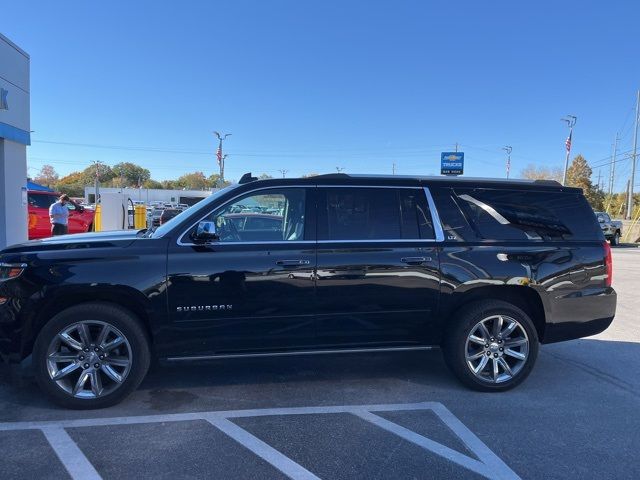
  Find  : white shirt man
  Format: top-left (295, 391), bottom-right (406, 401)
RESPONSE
top-left (49, 194), bottom-right (70, 236)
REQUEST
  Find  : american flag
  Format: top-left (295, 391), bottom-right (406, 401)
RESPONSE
top-left (565, 131), bottom-right (572, 152)
top-left (216, 146), bottom-right (222, 165)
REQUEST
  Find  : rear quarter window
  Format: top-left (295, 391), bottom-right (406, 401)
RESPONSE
top-left (451, 188), bottom-right (602, 242)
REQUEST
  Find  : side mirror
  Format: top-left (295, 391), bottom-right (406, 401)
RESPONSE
top-left (193, 221), bottom-right (218, 243)
top-left (77, 204), bottom-right (85, 213)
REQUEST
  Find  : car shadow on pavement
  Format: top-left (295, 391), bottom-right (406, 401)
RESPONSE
top-left (0, 339), bottom-right (638, 418)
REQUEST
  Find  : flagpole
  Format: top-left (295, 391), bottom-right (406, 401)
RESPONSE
top-left (561, 115), bottom-right (577, 186)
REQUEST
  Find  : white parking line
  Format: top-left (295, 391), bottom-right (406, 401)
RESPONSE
top-left (0, 402), bottom-right (521, 480)
top-left (40, 426), bottom-right (101, 480)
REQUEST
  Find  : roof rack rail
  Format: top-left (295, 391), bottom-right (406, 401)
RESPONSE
top-left (313, 173), bottom-right (350, 179)
top-left (238, 172), bottom-right (258, 184)
top-left (533, 179), bottom-right (562, 186)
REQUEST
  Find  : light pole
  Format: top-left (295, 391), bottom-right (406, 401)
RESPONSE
top-left (336, 167), bottom-right (344, 173)
top-left (279, 169), bottom-right (288, 178)
top-left (214, 131), bottom-right (231, 183)
top-left (561, 115), bottom-right (577, 185)
top-left (92, 160), bottom-right (103, 204)
top-left (502, 146), bottom-right (512, 179)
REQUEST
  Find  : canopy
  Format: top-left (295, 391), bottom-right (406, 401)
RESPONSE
top-left (26, 180), bottom-right (54, 192)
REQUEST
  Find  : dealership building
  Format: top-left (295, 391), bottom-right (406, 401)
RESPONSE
top-left (0, 33), bottom-right (30, 250)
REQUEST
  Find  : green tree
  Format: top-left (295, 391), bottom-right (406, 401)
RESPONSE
top-left (112, 162), bottom-right (151, 187)
top-left (176, 171), bottom-right (209, 189)
top-left (54, 171), bottom-right (86, 197)
top-left (258, 173), bottom-right (273, 180)
top-left (33, 164), bottom-right (59, 188)
top-left (143, 179), bottom-right (164, 189)
top-left (566, 154), bottom-right (604, 210)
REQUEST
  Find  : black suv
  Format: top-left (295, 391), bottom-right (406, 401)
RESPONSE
top-left (0, 173), bottom-right (616, 408)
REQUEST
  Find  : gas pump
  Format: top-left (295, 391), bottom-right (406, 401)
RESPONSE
top-left (97, 193), bottom-right (134, 231)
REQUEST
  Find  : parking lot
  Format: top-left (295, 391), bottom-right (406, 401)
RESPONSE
top-left (1, 247), bottom-right (638, 480)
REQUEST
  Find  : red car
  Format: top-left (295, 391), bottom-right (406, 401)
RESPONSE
top-left (27, 190), bottom-right (95, 240)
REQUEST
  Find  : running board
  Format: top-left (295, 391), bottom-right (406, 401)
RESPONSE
top-left (165, 345), bottom-right (438, 362)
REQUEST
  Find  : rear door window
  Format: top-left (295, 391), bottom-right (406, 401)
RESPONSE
top-left (317, 187), bottom-right (434, 241)
top-left (452, 188), bottom-right (601, 241)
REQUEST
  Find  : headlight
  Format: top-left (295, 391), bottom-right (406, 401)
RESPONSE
top-left (0, 263), bottom-right (27, 281)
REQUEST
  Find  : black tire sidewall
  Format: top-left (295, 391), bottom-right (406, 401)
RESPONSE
top-left (33, 302), bottom-right (150, 409)
top-left (443, 300), bottom-right (539, 392)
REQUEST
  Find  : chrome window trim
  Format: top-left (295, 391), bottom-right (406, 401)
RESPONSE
top-left (176, 184), bottom-right (445, 246)
top-left (177, 185), bottom-right (309, 246)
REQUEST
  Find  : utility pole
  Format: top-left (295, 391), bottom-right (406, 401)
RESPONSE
top-left (561, 115), bottom-right (577, 185)
top-left (92, 160), bottom-right (103, 204)
top-left (336, 167), bottom-right (345, 173)
top-left (214, 131), bottom-right (232, 184)
top-left (609, 134), bottom-right (618, 196)
top-left (392, 162), bottom-right (396, 175)
top-left (627, 90), bottom-right (639, 220)
top-left (502, 146), bottom-right (512, 179)
top-left (279, 169), bottom-right (288, 178)
top-left (597, 169), bottom-right (602, 191)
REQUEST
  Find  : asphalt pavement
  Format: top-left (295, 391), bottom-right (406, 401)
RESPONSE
top-left (0, 247), bottom-right (638, 480)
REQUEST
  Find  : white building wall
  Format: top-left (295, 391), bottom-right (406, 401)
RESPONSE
top-left (0, 34), bottom-right (30, 249)
top-left (83, 187), bottom-right (217, 205)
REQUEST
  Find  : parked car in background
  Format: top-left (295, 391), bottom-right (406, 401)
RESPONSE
top-left (151, 207), bottom-right (164, 227)
top-left (27, 191), bottom-right (95, 240)
top-left (594, 211), bottom-right (623, 245)
top-left (159, 208), bottom-right (182, 225)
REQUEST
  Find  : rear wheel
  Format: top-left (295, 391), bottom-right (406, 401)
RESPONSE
top-left (34, 302), bottom-right (150, 409)
top-left (443, 300), bottom-right (539, 391)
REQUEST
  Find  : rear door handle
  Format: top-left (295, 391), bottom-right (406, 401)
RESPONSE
top-left (276, 259), bottom-right (311, 266)
top-left (401, 256), bottom-right (430, 264)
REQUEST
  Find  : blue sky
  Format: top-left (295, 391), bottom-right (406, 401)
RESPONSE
top-left (4, 0), bottom-right (640, 190)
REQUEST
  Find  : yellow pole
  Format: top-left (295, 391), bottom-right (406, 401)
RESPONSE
top-left (94, 204), bottom-right (102, 232)
top-left (134, 205), bottom-right (146, 229)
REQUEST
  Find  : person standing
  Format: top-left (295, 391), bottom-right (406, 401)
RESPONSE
top-left (49, 194), bottom-right (70, 236)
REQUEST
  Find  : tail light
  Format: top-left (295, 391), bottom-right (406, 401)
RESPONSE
top-left (603, 241), bottom-right (613, 287)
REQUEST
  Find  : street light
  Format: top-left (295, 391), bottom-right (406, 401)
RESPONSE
top-left (502, 146), bottom-right (512, 179)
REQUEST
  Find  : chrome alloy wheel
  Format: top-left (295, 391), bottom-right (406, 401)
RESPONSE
top-left (464, 315), bottom-right (529, 384)
top-left (45, 321), bottom-right (132, 399)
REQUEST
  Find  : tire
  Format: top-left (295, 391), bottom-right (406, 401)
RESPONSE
top-left (33, 302), bottom-right (150, 409)
top-left (610, 232), bottom-right (619, 246)
top-left (442, 300), bottom-right (539, 392)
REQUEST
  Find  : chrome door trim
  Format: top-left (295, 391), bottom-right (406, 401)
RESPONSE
top-left (176, 184), bottom-right (445, 246)
top-left (165, 345), bottom-right (437, 362)
top-left (423, 187), bottom-right (445, 242)
top-left (176, 185), bottom-right (309, 246)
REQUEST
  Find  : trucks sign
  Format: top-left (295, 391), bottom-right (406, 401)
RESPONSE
top-left (441, 152), bottom-right (464, 175)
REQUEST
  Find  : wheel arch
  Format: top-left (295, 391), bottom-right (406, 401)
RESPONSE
top-left (441, 286), bottom-right (547, 342)
top-left (24, 286), bottom-right (154, 358)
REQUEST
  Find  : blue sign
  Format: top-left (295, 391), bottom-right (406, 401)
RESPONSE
top-left (441, 152), bottom-right (464, 175)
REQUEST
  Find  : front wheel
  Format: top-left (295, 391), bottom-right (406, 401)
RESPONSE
top-left (442, 300), bottom-right (539, 391)
top-left (33, 302), bottom-right (150, 409)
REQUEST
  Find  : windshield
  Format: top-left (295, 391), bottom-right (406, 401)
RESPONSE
top-left (149, 184), bottom-right (240, 238)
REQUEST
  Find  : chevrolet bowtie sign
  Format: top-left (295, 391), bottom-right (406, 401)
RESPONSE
top-left (0, 88), bottom-right (8, 110)
top-left (441, 152), bottom-right (464, 175)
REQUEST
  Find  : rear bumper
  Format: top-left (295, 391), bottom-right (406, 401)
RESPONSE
top-left (542, 287), bottom-right (617, 344)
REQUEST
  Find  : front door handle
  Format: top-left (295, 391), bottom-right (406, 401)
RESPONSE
top-left (401, 256), bottom-right (430, 265)
top-left (276, 259), bottom-right (311, 266)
